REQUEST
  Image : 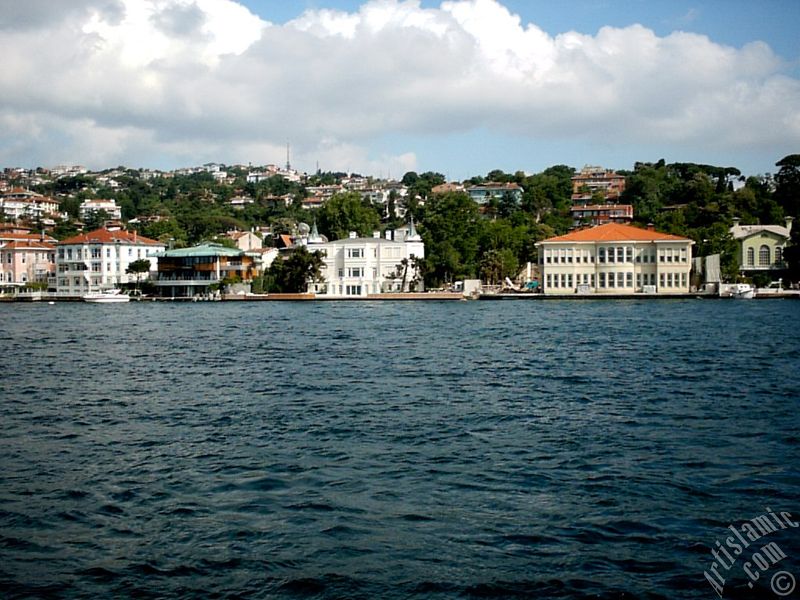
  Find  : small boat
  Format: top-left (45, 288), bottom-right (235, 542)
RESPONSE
top-left (82, 289), bottom-right (130, 303)
top-left (730, 283), bottom-right (755, 299)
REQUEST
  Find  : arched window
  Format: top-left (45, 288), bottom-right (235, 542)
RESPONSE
top-left (746, 247), bottom-right (754, 266)
top-left (759, 245), bottom-right (770, 266)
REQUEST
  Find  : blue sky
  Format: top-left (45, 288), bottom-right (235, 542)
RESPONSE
top-left (236, 0), bottom-right (800, 178)
top-left (1, 0), bottom-right (798, 178)
top-left (242, 0), bottom-right (800, 60)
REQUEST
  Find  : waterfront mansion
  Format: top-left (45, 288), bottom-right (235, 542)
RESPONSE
top-left (56, 227), bottom-right (164, 295)
top-left (306, 221), bottom-right (425, 297)
top-left (536, 223), bottom-right (694, 295)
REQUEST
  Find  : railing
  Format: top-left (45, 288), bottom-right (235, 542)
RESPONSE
top-left (153, 275), bottom-right (220, 283)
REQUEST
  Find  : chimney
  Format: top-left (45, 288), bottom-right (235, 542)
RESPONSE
top-left (372, 230), bottom-right (380, 239)
top-left (732, 217), bottom-right (740, 228)
top-left (133, 230), bottom-right (138, 242)
top-left (646, 223), bottom-right (655, 231)
top-left (348, 231), bottom-right (357, 239)
top-left (385, 230), bottom-right (392, 240)
top-left (786, 216), bottom-right (794, 233)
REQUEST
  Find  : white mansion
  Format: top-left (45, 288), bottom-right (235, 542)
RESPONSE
top-left (536, 223), bottom-right (694, 295)
top-left (56, 227), bottom-right (164, 295)
top-left (306, 222), bottom-right (425, 297)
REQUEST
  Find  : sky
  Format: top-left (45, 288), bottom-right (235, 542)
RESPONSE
top-left (1, 0), bottom-right (799, 179)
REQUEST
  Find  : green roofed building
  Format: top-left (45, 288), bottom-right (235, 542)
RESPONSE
top-left (153, 243), bottom-right (259, 298)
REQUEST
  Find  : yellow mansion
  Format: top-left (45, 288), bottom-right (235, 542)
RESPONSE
top-left (536, 223), bottom-right (694, 295)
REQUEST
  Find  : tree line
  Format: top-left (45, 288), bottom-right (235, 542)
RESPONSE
top-left (30, 155), bottom-right (800, 287)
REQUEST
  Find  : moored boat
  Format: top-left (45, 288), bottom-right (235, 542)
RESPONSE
top-left (730, 283), bottom-right (755, 299)
top-left (82, 289), bottom-right (130, 303)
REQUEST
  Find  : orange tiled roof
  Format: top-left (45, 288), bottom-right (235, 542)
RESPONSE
top-left (1, 240), bottom-right (55, 250)
top-left (58, 227), bottom-right (161, 246)
top-left (0, 232), bottom-right (57, 243)
top-left (541, 223), bottom-right (691, 243)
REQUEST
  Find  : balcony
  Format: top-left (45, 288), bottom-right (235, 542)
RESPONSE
top-left (153, 274), bottom-right (220, 286)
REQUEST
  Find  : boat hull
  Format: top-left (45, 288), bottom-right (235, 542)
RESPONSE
top-left (82, 292), bottom-right (130, 303)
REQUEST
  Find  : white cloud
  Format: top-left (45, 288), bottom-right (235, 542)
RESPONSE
top-left (0, 0), bottom-right (797, 172)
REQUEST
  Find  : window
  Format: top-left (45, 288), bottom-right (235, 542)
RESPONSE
top-left (617, 272), bottom-right (625, 287)
top-left (92, 262), bottom-right (101, 272)
top-left (567, 274), bottom-right (573, 288)
top-left (608, 272), bottom-right (615, 288)
top-left (567, 249), bottom-right (573, 263)
top-left (546, 273), bottom-right (552, 288)
top-left (590, 274), bottom-right (595, 287)
top-left (338, 268), bottom-right (344, 278)
top-left (746, 247), bottom-right (754, 265)
top-left (680, 248), bottom-right (687, 263)
top-left (106, 248), bottom-right (111, 258)
top-left (599, 272), bottom-right (606, 288)
top-left (759, 245), bottom-right (770, 266)
top-left (776, 247), bottom-right (783, 264)
top-left (636, 273), bottom-right (642, 287)
top-left (660, 273), bottom-right (665, 287)
top-left (608, 247), bottom-right (615, 263)
top-left (347, 248), bottom-right (364, 259)
top-left (598, 247), bottom-right (606, 263)
top-left (617, 247), bottom-right (624, 262)
top-left (91, 248), bottom-right (101, 258)
top-left (681, 273), bottom-right (687, 287)
top-left (667, 272), bottom-right (673, 287)
top-left (348, 267), bottom-right (363, 278)
top-left (545, 249), bottom-right (552, 264)
top-left (345, 285), bottom-right (362, 295)
top-left (58, 249), bottom-right (64, 259)
top-left (626, 272), bottom-right (633, 287)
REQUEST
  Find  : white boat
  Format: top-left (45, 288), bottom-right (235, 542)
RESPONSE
top-left (730, 283), bottom-right (755, 299)
top-left (82, 289), bottom-right (130, 303)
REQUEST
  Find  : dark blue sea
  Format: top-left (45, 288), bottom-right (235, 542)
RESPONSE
top-left (1, 299), bottom-right (799, 599)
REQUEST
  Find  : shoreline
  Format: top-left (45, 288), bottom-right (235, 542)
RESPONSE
top-left (3, 291), bottom-right (799, 302)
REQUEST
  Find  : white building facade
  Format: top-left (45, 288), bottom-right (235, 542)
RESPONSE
top-left (1, 188), bottom-right (61, 221)
top-left (56, 228), bottom-right (165, 295)
top-left (79, 198), bottom-right (122, 221)
top-left (536, 223), bottom-right (694, 295)
top-left (307, 223), bottom-right (425, 297)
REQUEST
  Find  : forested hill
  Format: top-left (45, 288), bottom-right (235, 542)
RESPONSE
top-left (26, 154), bottom-right (800, 288)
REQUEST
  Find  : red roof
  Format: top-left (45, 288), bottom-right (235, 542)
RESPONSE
top-left (0, 232), bottom-right (57, 243)
top-left (541, 223), bottom-right (692, 243)
top-left (58, 227), bottom-right (161, 246)
top-left (2, 240), bottom-right (54, 250)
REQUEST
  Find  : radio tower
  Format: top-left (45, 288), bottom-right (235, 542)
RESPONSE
top-left (285, 142), bottom-right (291, 171)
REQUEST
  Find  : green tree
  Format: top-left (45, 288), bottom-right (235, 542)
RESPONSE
top-left (480, 248), bottom-right (518, 285)
top-left (263, 246), bottom-right (324, 293)
top-left (774, 154), bottom-right (800, 218)
top-left (83, 209), bottom-right (111, 230)
top-left (316, 192), bottom-right (381, 240)
top-left (125, 258), bottom-right (151, 291)
top-left (418, 191), bottom-right (481, 286)
top-left (784, 223), bottom-right (800, 283)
